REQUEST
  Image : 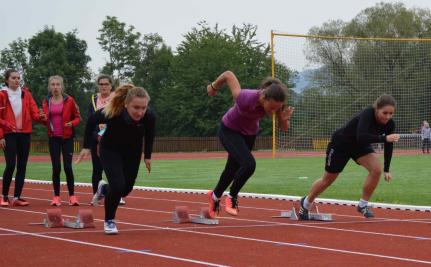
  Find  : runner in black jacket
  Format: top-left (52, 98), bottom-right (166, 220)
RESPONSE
top-left (76, 84), bottom-right (155, 234)
top-left (298, 94), bottom-right (400, 219)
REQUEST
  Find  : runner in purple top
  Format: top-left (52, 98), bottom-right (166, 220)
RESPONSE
top-left (206, 71), bottom-right (294, 218)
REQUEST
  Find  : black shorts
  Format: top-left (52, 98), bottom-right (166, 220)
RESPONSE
top-left (324, 142), bottom-right (374, 173)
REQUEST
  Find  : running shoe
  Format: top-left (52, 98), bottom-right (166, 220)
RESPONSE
top-left (207, 191), bottom-right (220, 219)
top-left (12, 198), bottom-right (30, 206)
top-left (225, 196), bottom-right (239, 216)
top-left (104, 220), bottom-right (118, 235)
top-left (357, 205), bottom-right (375, 218)
top-left (1, 197), bottom-right (10, 207)
top-left (298, 196), bottom-right (309, 220)
top-left (91, 180), bottom-right (107, 205)
top-left (51, 196), bottom-right (61, 206)
top-left (119, 197), bottom-right (126, 205)
top-left (69, 195), bottom-right (79, 206)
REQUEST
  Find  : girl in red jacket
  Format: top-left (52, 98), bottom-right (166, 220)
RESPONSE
top-left (0, 69), bottom-right (46, 207)
top-left (41, 75), bottom-right (81, 206)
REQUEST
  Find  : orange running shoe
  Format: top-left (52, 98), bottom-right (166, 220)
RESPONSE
top-left (51, 196), bottom-right (61, 206)
top-left (1, 197), bottom-right (10, 207)
top-left (12, 198), bottom-right (30, 206)
top-left (225, 196), bottom-right (239, 216)
top-left (207, 191), bottom-right (220, 219)
top-left (69, 195), bottom-right (79, 206)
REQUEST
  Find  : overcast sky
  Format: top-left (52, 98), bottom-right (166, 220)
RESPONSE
top-left (1, 0), bottom-right (429, 73)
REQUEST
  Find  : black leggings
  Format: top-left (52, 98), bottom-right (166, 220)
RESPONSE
top-left (48, 137), bottom-right (75, 196)
top-left (2, 133), bottom-right (31, 198)
top-left (422, 138), bottom-right (430, 153)
top-left (99, 146), bottom-right (141, 221)
top-left (90, 143), bottom-right (103, 194)
top-left (213, 123), bottom-right (256, 198)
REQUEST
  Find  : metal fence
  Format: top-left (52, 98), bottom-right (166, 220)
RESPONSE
top-left (28, 134), bottom-right (422, 153)
top-left (29, 136), bottom-right (273, 153)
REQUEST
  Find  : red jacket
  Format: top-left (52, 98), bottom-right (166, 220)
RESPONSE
top-left (0, 87), bottom-right (42, 139)
top-left (42, 94), bottom-right (81, 139)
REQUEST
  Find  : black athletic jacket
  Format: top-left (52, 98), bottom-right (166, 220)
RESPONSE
top-left (331, 106), bottom-right (395, 172)
top-left (83, 108), bottom-right (156, 159)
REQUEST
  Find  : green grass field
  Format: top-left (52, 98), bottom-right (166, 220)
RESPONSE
top-left (1, 154), bottom-right (429, 206)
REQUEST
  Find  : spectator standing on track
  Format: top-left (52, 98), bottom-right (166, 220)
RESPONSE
top-left (76, 84), bottom-right (155, 234)
top-left (420, 121), bottom-right (430, 154)
top-left (41, 75), bottom-right (81, 206)
top-left (206, 71), bottom-right (294, 218)
top-left (298, 94), bottom-right (400, 219)
top-left (0, 69), bottom-right (46, 207)
top-left (87, 74), bottom-right (125, 205)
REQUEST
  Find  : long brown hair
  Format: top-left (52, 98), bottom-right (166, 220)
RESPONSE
top-left (373, 94), bottom-right (396, 109)
top-left (103, 84), bottom-right (151, 118)
top-left (259, 77), bottom-right (287, 102)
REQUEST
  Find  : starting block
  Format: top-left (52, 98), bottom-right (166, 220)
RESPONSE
top-left (273, 201), bottom-right (333, 221)
top-left (30, 209), bottom-right (95, 228)
top-left (64, 209), bottom-right (95, 229)
top-left (43, 208), bottom-right (64, 228)
top-left (173, 206), bottom-right (219, 225)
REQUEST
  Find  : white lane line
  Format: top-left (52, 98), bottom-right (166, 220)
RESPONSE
top-left (10, 196), bottom-right (431, 241)
top-left (3, 207), bottom-right (431, 265)
top-left (0, 226), bottom-right (228, 267)
top-left (22, 187), bottom-right (431, 223)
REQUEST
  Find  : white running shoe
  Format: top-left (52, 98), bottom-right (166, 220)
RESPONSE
top-left (104, 220), bottom-right (118, 235)
top-left (119, 197), bottom-right (126, 205)
top-left (91, 180), bottom-right (107, 206)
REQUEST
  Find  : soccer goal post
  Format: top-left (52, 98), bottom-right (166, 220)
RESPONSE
top-left (271, 31), bottom-right (431, 154)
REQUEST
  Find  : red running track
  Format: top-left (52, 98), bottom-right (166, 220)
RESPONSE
top-left (0, 182), bottom-right (430, 266)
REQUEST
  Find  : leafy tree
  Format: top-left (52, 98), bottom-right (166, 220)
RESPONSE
top-left (97, 16), bottom-right (141, 83)
top-left (156, 22), bottom-right (276, 137)
top-left (132, 33), bottom-right (174, 100)
top-left (0, 38), bottom-right (29, 86)
top-left (302, 2), bottom-right (431, 136)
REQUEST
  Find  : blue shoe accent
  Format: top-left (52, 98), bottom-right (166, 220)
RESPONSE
top-left (104, 219), bottom-right (118, 234)
top-left (357, 205), bottom-right (375, 218)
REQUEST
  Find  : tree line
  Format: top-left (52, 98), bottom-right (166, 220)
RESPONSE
top-left (0, 18), bottom-right (280, 138)
top-left (1, 2), bottom-right (431, 140)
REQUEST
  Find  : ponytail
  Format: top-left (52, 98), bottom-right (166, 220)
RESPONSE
top-left (103, 84), bottom-right (151, 118)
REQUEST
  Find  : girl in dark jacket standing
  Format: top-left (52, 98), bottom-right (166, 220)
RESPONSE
top-left (42, 75), bottom-right (81, 206)
top-left (76, 84), bottom-right (155, 234)
top-left (0, 69), bottom-right (46, 207)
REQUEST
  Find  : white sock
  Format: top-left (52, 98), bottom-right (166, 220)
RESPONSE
top-left (303, 196), bottom-right (312, 209)
top-left (358, 199), bottom-right (368, 208)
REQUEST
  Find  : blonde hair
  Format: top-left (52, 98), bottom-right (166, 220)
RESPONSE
top-left (48, 75), bottom-right (65, 93)
top-left (103, 84), bottom-right (151, 118)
